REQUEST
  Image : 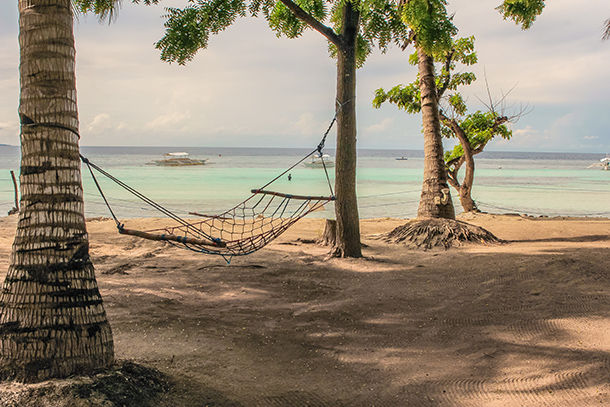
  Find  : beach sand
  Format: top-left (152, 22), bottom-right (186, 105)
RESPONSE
top-left (0, 213), bottom-right (609, 406)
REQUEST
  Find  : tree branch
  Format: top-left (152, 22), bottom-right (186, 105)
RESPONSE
top-left (437, 48), bottom-right (455, 99)
top-left (604, 18), bottom-right (610, 41)
top-left (277, 0), bottom-right (343, 47)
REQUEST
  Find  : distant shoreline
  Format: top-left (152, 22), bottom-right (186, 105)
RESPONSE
top-left (0, 144), bottom-right (605, 158)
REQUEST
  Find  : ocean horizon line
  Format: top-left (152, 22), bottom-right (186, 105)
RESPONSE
top-left (0, 144), bottom-right (605, 160)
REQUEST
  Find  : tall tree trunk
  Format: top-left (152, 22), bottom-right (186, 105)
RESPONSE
top-left (0, 0), bottom-right (114, 382)
top-left (416, 47), bottom-right (455, 220)
top-left (332, 2), bottom-right (362, 258)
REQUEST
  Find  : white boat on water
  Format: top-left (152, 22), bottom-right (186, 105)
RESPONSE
top-left (587, 156), bottom-right (610, 171)
top-left (148, 152), bottom-right (207, 166)
top-left (303, 154), bottom-right (334, 168)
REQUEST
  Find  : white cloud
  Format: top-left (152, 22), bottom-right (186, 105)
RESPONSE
top-left (86, 113), bottom-right (112, 134)
top-left (364, 118), bottom-right (394, 134)
top-left (292, 112), bottom-right (329, 138)
top-left (0, 120), bottom-right (19, 144)
top-left (1, 0), bottom-right (609, 152)
top-left (144, 112), bottom-right (192, 131)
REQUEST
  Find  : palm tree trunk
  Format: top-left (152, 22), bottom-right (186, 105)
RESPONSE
top-left (332, 1), bottom-right (362, 258)
top-left (0, 0), bottom-right (114, 382)
top-left (416, 47), bottom-right (455, 220)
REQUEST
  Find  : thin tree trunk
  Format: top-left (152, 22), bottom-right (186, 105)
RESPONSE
top-left (416, 47), bottom-right (455, 220)
top-left (0, 0), bottom-right (114, 382)
top-left (443, 116), bottom-right (478, 213)
top-left (332, 1), bottom-right (362, 258)
top-left (9, 170), bottom-right (19, 214)
top-left (457, 157), bottom-right (477, 212)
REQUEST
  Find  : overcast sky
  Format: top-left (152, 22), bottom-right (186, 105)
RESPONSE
top-left (0, 0), bottom-right (609, 152)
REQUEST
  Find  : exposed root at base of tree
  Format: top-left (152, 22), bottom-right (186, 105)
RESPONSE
top-left (381, 218), bottom-right (505, 250)
top-left (0, 360), bottom-right (171, 407)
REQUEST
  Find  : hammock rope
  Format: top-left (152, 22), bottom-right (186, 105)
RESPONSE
top-left (81, 111), bottom-right (341, 262)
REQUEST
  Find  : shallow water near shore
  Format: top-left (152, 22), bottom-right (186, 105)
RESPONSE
top-left (0, 145), bottom-right (607, 219)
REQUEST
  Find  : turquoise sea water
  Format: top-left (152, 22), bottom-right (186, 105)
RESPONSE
top-left (0, 146), bottom-right (607, 219)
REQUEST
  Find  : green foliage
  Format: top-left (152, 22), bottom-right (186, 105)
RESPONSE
top-left (496, 0), bottom-right (545, 29)
top-left (447, 93), bottom-right (466, 115)
top-left (373, 83), bottom-right (421, 113)
top-left (74, 0), bottom-right (121, 21)
top-left (268, 0), bottom-right (327, 38)
top-left (75, 0), bottom-right (159, 22)
top-left (444, 111), bottom-right (511, 162)
top-left (328, 0), bottom-right (408, 67)
top-left (374, 33), bottom-right (512, 165)
top-left (156, 0), bottom-right (247, 64)
top-left (249, 0), bottom-right (276, 16)
top-left (400, 0), bottom-right (457, 55)
top-left (152, 0), bottom-right (408, 69)
top-left (375, 35), bottom-right (475, 115)
top-left (360, 0), bottom-right (409, 53)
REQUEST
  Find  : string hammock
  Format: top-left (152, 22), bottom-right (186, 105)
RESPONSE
top-left (81, 114), bottom-right (338, 263)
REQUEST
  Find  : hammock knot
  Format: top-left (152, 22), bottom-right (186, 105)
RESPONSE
top-left (212, 237), bottom-right (226, 247)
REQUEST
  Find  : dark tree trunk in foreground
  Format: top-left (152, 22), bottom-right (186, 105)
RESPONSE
top-left (416, 47), bottom-right (455, 220)
top-left (0, 0), bottom-right (114, 382)
top-left (332, 2), bottom-right (362, 258)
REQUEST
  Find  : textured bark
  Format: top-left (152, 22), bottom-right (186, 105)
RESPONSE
top-left (318, 219), bottom-right (337, 247)
top-left (0, 0), bottom-right (114, 382)
top-left (443, 116), bottom-right (478, 213)
top-left (416, 47), bottom-right (455, 220)
top-left (331, 2), bottom-right (362, 258)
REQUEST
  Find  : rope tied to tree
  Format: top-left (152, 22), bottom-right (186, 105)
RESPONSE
top-left (80, 111), bottom-right (340, 263)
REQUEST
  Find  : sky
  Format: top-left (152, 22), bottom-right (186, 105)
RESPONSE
top-left (0, 0), bottom-right (609, 152)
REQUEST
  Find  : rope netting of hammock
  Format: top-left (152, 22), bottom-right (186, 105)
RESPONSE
top-left (81, 111), bottom-right (340, 263)
top-left (119, 189), bottom-right (333, 258)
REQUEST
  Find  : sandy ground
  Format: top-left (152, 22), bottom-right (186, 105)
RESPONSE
top-left (0, 213), bottom-right (610, 406)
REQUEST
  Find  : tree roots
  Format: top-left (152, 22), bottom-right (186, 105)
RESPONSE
top-left (381, 218), bottom-right (505, 250)
top-left (0, 360), bottom-right (170, 407)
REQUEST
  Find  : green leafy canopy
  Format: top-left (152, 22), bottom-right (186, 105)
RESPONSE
top-left (444, 111), bottom-right (511, 163)
top-left (497, 0), bottom-right (545, 29)
top-left (373, 35), bottom-right (476, 114)
top-left (145, 0), bottom-right (409, 66)
top-left (75, 0), bottom-right (159, 22)
top-left (373, 33), bottom-right (513, 165)
top-left (156, 0), bottom-right (248, 64)
top-left (401, 0), bottom-right (457, 55)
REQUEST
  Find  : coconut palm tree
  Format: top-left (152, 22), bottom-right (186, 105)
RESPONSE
top-left (0, 0), bottom-right (114, 382)
top-left (603, 18), bottom-right (610, 41)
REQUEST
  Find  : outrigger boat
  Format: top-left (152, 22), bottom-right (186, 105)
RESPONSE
top-left (587, 156), bottom-right (610, 171)
top-left (148, 152), bottom-right (207, 166)
top-left (303, 153), bottom-right (334, 168)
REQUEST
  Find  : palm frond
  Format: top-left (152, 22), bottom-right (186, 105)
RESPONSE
top-left (603, 18), bottom-right (610, 41)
